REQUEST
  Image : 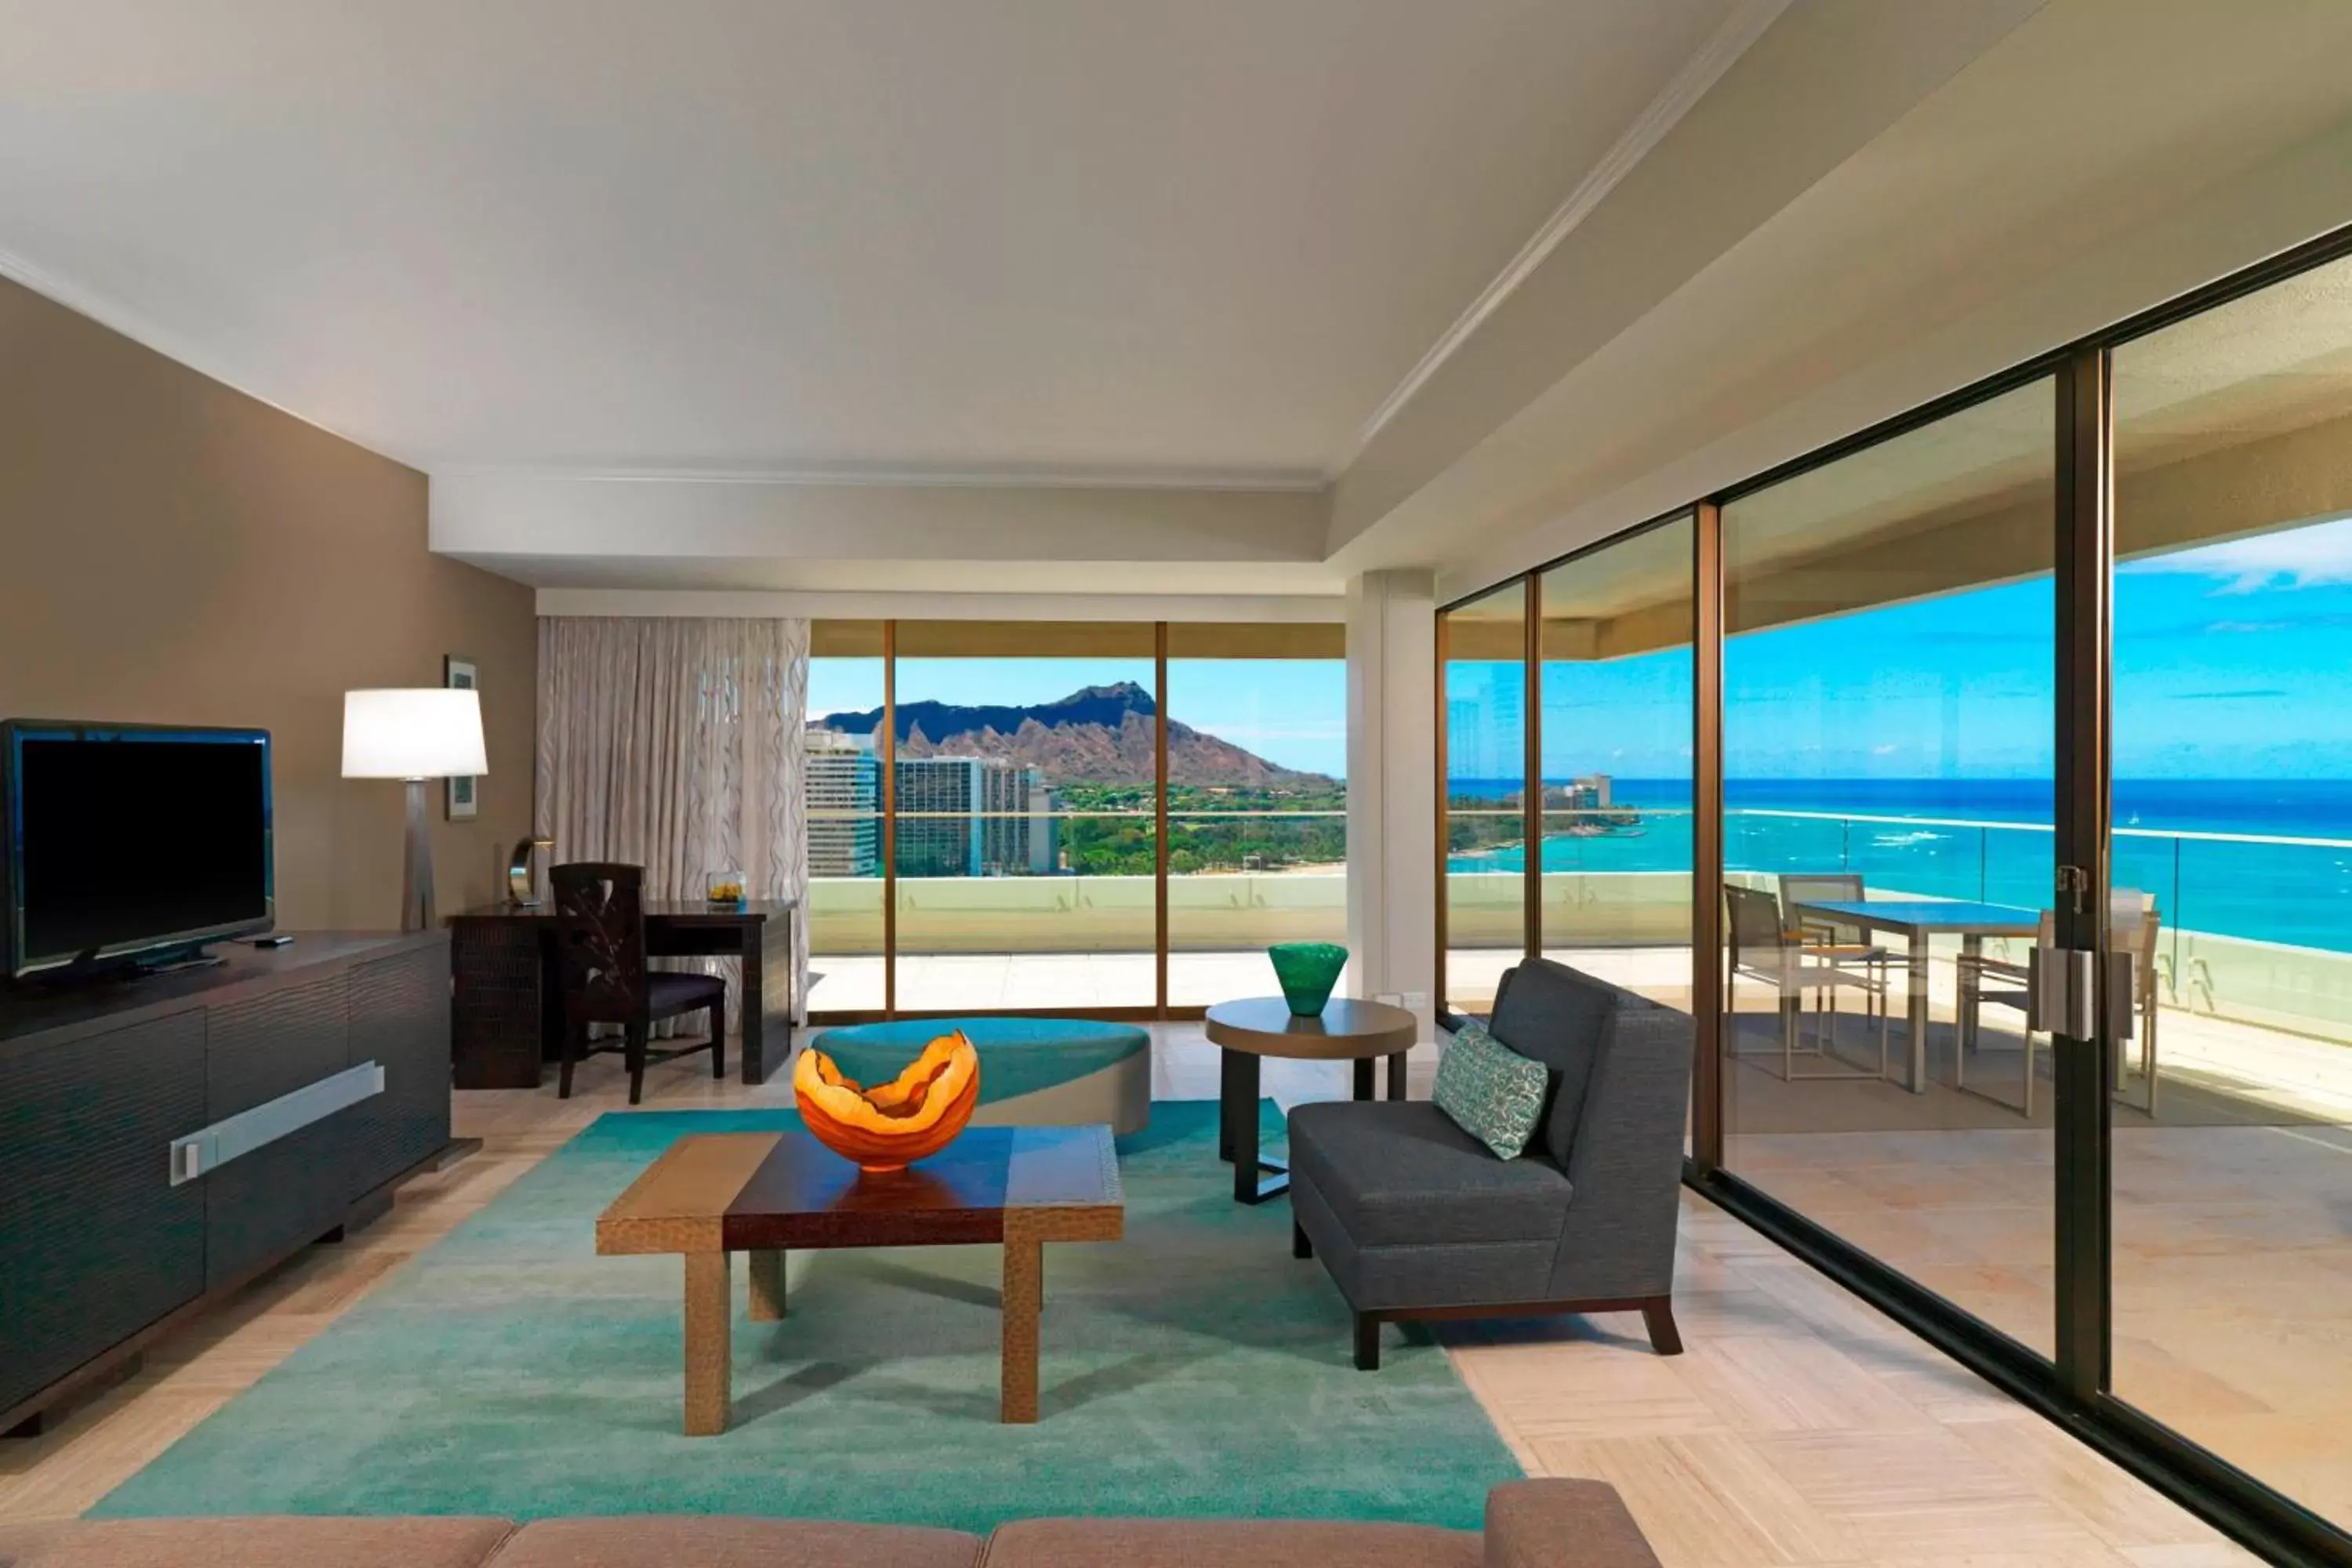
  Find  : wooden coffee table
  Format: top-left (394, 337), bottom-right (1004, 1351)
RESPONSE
top-left (594, 1125), bottom-right (1123, 1435)
top-left (1205, 996), bottom-right (1417, 1205)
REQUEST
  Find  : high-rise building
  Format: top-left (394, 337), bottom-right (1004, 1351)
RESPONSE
top-left (893, 754), bottom-right (1058, 877)
top-left (804, 730), bottom-right (880, 877)
top-left (1563, 773), bottom-right (1611, 810)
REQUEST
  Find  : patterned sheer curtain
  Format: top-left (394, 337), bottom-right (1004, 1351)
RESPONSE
top-left (535, 617), bottom-right (811, 1033)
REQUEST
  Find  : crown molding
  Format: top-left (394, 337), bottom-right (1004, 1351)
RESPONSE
top-left (1332, 0), bottom-right (1794, 479)
top-left (423, 459), bottom-right (1330, 493)
top-left (532, 587), bottom-right (1348, 621)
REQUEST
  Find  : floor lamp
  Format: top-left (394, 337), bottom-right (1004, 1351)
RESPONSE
top-left (342, 688), bottom-right (488, 932)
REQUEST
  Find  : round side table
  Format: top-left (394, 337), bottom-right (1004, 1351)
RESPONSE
top-left (1203, 996), bottom-right (1417, 1206)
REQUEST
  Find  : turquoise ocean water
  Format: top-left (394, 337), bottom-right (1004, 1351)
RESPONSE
top-left (1447, 779), bottom-right (2352, 955)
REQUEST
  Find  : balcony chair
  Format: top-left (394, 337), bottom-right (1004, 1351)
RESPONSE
top-left (551, 862), bottom-right (727, 1105)
top-left (1776, 872), bottom-right (1893, 971)
top-left (1726, 883), bottom-right (1891, 1080)
top-left (1288, 959), bottom-right (1693, 1370)
top-left (1956, 888), bottom-right (2161, 1118)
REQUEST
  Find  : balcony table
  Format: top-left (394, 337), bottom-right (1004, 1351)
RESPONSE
top-left (1790, 898), bottom-right (2040, 1094)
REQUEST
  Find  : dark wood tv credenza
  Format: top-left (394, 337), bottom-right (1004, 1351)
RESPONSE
top-left (0, 931), bottom-right (454, 1436)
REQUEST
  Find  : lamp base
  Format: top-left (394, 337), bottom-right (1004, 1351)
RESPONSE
top-left (401, 778), bottom-right (434, 932)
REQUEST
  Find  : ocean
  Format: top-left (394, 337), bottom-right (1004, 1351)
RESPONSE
top-left (1446, 778), bottom-right (2352, 955)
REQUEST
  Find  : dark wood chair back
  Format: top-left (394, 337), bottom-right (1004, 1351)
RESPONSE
top-left (552, 862), bottom-right (651, 1022)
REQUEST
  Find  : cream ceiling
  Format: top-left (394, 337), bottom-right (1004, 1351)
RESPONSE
top-left (0, 0), bottom-right (1740, 481)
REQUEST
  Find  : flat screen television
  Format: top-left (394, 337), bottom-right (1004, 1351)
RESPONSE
top-left (2, 720), bottom-right (274, 980)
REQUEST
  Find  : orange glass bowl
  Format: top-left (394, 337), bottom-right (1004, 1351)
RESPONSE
top-left (792, 1030), bottom-right (981, 1173)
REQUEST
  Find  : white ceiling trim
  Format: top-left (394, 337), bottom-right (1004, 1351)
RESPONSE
top-left (429, 459), bottom-right (1329, 493)
top-left (1332, 0), bottom-right (1793, 479)
top-left (534, 588), bottom-right (1347, 622)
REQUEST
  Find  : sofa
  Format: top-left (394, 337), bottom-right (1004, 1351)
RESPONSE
top-left (1287, 959), bottom-right (1694, 1370)
top-left (0, 1479), bottom-right (1663, 1566)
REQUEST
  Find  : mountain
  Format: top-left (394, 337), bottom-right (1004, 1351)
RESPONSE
top-left (813, 681), bottom-right (1330, 788)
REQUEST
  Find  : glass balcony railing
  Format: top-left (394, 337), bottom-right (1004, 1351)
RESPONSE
top-left (1728, 808), bottom-right (2352, 1046)
top-left (1437, 806), bottom-right (2352, 1044)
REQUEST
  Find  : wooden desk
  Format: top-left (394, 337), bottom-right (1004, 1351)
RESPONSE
top-left (449, 900), bottom-right (797, 1090)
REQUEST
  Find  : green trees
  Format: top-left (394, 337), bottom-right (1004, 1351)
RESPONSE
top-left (1058, 782), bottom-right (1346, 875)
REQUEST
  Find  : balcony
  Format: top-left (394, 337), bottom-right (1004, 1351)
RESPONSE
top-left (806, 869), bottom-right (1350, 1012)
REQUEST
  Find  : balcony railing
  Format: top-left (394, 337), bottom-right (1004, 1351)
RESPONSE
top-left (1443, 807), bottom-right (2352, 1046)
top-left (806, 869), bottom-right (1348, 955)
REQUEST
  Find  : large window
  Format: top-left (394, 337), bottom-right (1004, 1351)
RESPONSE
top-left (1439, 581), bottom-right (1529, 1015)
top-left (805, 621), bottom-right (886, 1014)
top-left (1164, 623), bottom-right (1348, 1007)
top-left (1721, 378), bottom-right (2057, 1357)
top-left (888, 622), bottom-right (1159, 1013)
top-left (1428, 228), bottom-right (2352, 1560)
top-left (1539, 515), bottom-right (1694, 1013)
top-left (804, 618), bottom-right (1344, 1018)
top-left (2108, 253), bottom-right (2352, 1523)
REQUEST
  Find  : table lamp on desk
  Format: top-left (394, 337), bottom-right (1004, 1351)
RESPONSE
top-left (341, 688), bottom-right (488, 931)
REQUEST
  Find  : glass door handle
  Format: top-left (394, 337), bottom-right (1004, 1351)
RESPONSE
top-left (2029, 947), bottom-right (2098, 1040)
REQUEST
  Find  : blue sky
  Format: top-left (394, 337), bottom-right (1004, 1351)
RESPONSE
top-left (808, 655), bottom-right (1350, 777)
top-left (806, 516), bottom-right (2352, 789)
top-left (1446, 514), bottom-right (2352, 783)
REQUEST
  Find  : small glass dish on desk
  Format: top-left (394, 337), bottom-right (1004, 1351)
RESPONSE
top-left (705, 869), bottom-right (747, 910)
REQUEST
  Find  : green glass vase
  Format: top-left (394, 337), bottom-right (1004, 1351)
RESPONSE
top-left (1269, 942), bottom-right (1348, 1017)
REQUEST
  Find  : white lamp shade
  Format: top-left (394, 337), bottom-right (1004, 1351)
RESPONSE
top-left (342, 688), bottom-right (488, 779)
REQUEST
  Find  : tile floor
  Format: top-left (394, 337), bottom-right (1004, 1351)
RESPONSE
top-left (0, 1023), bottom-right (2267, 1566)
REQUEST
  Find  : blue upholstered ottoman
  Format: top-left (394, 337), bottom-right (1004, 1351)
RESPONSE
top-left (807, 1017), bottom-right (1152, 1135)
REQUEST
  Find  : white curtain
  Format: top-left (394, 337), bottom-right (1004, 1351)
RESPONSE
top-left (535, 616), bottom-right (810, 1033)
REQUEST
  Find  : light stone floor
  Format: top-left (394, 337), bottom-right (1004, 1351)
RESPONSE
top-left (0, 1022), bottom-right (2266, 1566)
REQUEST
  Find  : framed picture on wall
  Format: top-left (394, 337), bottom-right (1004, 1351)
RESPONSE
top-left (445, 655), bottom-right (480, 820)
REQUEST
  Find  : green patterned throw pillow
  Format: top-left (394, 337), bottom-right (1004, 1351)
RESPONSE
top-left (1434, 1019), bottom-right (1551, 1160)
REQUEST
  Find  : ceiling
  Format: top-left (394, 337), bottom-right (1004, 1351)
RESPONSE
top-left (14, 0), bottom-right (2350, 605)
top-left (0, 0), bottom-right (1743, 483)
top-left (1377, 0), bottom-right (2352, 603)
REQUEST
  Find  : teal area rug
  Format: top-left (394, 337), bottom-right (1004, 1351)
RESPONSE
top-left (93, 1102), bottom-right (1521, 1530)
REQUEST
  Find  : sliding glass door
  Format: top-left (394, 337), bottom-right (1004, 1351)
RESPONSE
top-left (1719, 378), bottom-right (2060, 1356)
top-left (1430, 228), bottom-right (2352, 1559)
top-left (2106, 252), bottom-right (2352, 1523)
top-left (1537, 514), bottom-right (1695, 1014)
top-left (1421, 227), bottom-right (2352, 1561)
top-left (1439, 582), bottom-right (1530, 1016)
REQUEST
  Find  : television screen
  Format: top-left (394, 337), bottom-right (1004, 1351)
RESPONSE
top-left (5, 724), bottom-right (273, 977)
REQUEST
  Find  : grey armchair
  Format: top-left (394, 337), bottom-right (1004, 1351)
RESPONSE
top-left (1287, 959), bottom-right (1694, 1370)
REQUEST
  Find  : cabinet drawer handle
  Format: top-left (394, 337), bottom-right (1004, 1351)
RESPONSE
top-left (168, 1062), bottom-right (387, 1187)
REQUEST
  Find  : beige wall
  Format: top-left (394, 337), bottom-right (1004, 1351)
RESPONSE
top-left (0, 278), bottom-right (536, 930)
